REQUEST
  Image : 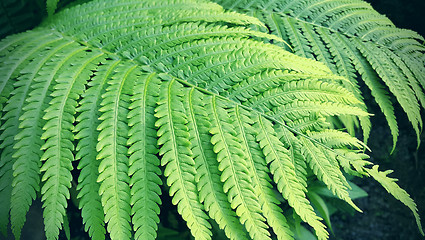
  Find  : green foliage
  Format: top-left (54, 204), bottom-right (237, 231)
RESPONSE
top-left (214, 0), bottom-right (425, 150)
top-left (0, 0), bottom-right (423, 240)
top-left (46, 0), bottom-right (60, 16)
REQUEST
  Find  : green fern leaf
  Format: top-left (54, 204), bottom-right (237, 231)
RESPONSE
top-left (155, 78), bottom-right (212, 240)
top-left (299, 138), bottom-right (361, 213)
top-left (256, 115), bottom-right (328, 240)
top-left (307, 129), bottom-right (368, 150)
top-left (248, 78), bottom-right (362, 110)
top-left (275, 125), bottom-right (308, 188)
top-left (74, 58), bottom-right (118, 240)
top-left (234, 107), bottom-right (293, 240)
top-left (184, 88), bottom-right (248, 240)
top-left (0, 30), bottom-right (56, 109)
top-left (96, 61), bottom-right (134, 240)
top-left (271, 100), bottom-right (369, 123)
top-left (354, 39), bottom-right (422, 144)
top-left (331, 33), bottom-right (396, 147)
top-left (40, 47), bottom-right (104, 240)
top-left (127, 72), bottom-right (162, 240)
top-left (215, 0), bottom-right (425, 148)
top-left (10, 37), bottom-right (73, 239)
top-left (366, 165), bottom-right (424, 236)
top-left (1, 1), bottom-right (423, 239)
top-left (208, 96), bottom-right (270, 240)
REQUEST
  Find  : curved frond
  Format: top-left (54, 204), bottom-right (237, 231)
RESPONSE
top-left (96, 61), bottom-right (133, 240)
top-left (40, 46), bottom-right (104, 240)
top-left (234, 107), bottom-right (293, 240)
top-left (215, 0), bottom-right (425, 148)
top-left (299, 138), bottom-right (360, 212)
top-left (208, 96), bottom-right (270, 240)
top-left (127, 72), bottom-right (162, 240)
top-left (366, 165), bottom-right (424, 236)
top-left (1, 0), bottom-right (423, 240)
top-left (155, 78), bottom-right (212, 240)
top-left (74, 58), bottom-right (119, 240)
top-left (185, 89), bottom-right (248, 240)
top-left (256, 115), bottom-right (327, 240)
top-left (10, 38), bottom-right (75, 239)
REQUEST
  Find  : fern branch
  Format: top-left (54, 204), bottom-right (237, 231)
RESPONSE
top-left (127, 72), bottom-right (162, 240)
top-left (185, 88), bottom-right (248, 240)
top-left (354, 39), bottom-right (422, 144)
top-left (40, 48), bottom-right (104, 240)
top-left (256, 115), bottom-right (328, 240)
top-left (96, 61), bottom-right (133, 240)
top-left (333, 33), bottom-right (397, 148)
top-left (234, 107), bottom-right (293, 240)
top-left (208, 96), bottom-right (270, 240)
top-left (214, 0), bottom-right (425, 147)
top-left (74, 58), bottom-right (120, 240)
top-left (0, 30), bottom-right (57, 108)
top-left (299, 138), bottom-right (361, 212)
top-left (2, 1), bottom-right (423, 240)
top-left (10, 38), bottom-right (75, 239)
top-left (155, 78), bottom-right (212, 240)
top-left (366, 165), bottom-right (424, 236)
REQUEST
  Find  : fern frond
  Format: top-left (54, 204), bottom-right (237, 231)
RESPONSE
top-left (74, 58), bottom-right (119, 240)
top-left (271, 100), bottom-right (368, 123)
top-left (155, 78), bottom-right (212, 240)
top-left (185, 89), bottom-right (248, 240)
top-left (40, 47), bottom-right (104, 240)
top-left (1, 33), bottom-right (77, 237)
top-left (332, 33), bottom-right (396, 146)
top-left (256, 115), bottom-right (328, 240)
top-left (248, 78), bottom-right (362, 110)
top-left (334, 149), bottom-right (371, 177)
top-left (1, 1), bottom-right (423, 239)
top-left (366, 165), bottom-right (424, 236)
top-left (307, 129), bottom-right (368, 150)
top-left (234, 108), bottom-right (293, 240)
top-left (0, 139), bottom-right (13, 236)
top-left (10, 38), bottom-right (74, 239)
top-left (228, 70), bottom-right (344, 103)
top-left (299, 138), bottom-right (360, 213)
top-left (0, 30), bottom-right (57, 109)
top-left (275, 125), bottom-right (308, 188)
top-left (354, 39), bottom-right (422, 144)
top-left (96, 61), bottom-right (133, 240)
top-left (215, 0), bottom-right (425, 147)
top-left (208, 96), bottom-right (270, 240)
top-left (127, 72), bottom-right (162, 240)
top-left (315, 26), bottom-right (371, 140)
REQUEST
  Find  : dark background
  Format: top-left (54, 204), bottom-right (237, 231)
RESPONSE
top-left (368, 0), bottom-right (425, 37)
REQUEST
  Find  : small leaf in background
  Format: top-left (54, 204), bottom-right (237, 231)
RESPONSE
top-left (46, 0), bottom-right (59, 16)
top-left (308, 191), bottom-right (333, 234)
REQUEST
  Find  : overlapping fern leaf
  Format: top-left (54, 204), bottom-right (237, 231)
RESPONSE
top-left (214, 0), bottom-right (425, 149)
top-left (0, 0), bottom-right (423, 239)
